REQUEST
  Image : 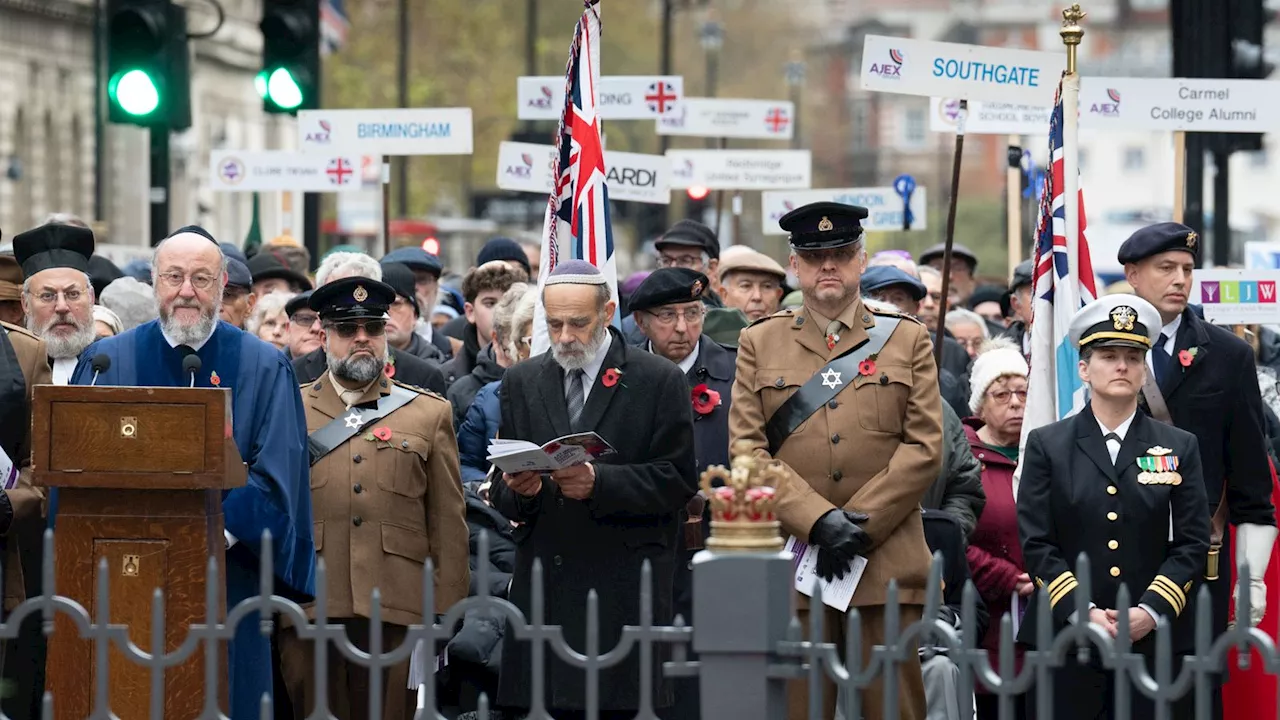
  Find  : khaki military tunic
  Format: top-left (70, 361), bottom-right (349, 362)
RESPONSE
top-left (2, 321), bottom-right (49, 612)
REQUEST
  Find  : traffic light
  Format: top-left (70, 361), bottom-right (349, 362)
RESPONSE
top-left (259, 0), bottom-right (321, 114)
top-left (106, 0), bottom-right (191, 129)
top-left (686, 186), bottom-right (711, 226)
top-left (1227, 0), bottom-right (1273, 152)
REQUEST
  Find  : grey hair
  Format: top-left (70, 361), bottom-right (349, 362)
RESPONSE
top-left (491, 283), bottom-right (532, 351)
top-left (99, 277), bottom-right (158, 331)
top-left (916, 264), bottom-right (942, 281)
top-left (315, 252), bottom-right (381, 287)
top-left (22, 271), bottom-right (95, 300)
top-left (150, 234), bottom-right (229, 281)
top-left (42, 212), bottom-right (91, 229)
top-left (507, 286), bottom-right (537, 358)
top-left (944, 307), bottom-right (990, 338)
top-left (246, 291), bottom-right (294, 335)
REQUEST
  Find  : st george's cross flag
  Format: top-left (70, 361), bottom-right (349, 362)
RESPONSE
top-left (1016, 72), bottom-right (1098, 494)
top-left (531, 0), bottom-right (619, 356)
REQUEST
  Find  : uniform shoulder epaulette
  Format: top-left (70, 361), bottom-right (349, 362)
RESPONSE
top-left (748, 307), bottom-right (797, 328)
top-left (0, 321), bottom-right (38, 340)
top-left (869, 308), bottom-right (925, 326)
top-left (392, 377), bottom-right (445, 401)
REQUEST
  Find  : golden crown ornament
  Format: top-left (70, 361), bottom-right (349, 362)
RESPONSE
top-left (699, 440), bottom-right (785, 552)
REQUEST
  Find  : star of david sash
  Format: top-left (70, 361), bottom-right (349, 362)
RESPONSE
top-left (765, 317), bottom-right (901, 456)
top-left (307, 384), bottom-right (418, 465)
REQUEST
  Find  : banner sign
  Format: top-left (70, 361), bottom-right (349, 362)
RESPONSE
top-left (1078, 77), bottom-right (1280, 133)
top-left (761, 187), bottom-right (928, 235)
top-left (297, 108), bottom-right (474, 155)
top-left (209, 151), bottom-right (373, 192)
top-left (517, 76), bottom-right (684, 120)
top-left (930, 97), bottom-right (1055, 135)
top-left (1194, 269), bottom-right (1280, 325)
top-left (495, 141), bottom-right (671, 204)
top-left (1245, 241), bottom-right (1280, 270)
top-left (656, 98), bottom-right (795, 140)
top-left (860, 35), bottom-right (1065, 105)
top-left (666, 150), bottom-right (811, 191)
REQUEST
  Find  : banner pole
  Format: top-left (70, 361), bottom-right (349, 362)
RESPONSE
top-left (1173, 130), bottom-right (1186, 223)
top-left (1007, 135), bottom-right (1023, 275)
top-left (1060, 5), bottom-right (1085, 314)
top-left (934, 98), bottom-right (967, 370)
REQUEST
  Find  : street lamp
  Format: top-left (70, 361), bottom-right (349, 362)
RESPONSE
top-left (785, 50), bottom-right (807, 150)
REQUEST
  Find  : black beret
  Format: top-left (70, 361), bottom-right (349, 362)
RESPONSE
top-left (920, 243), bottom-right (978, 269)
top-left (383, 246), bottom-right (443, 275)
top-left (628, 268), bottom-right (711, 314)
top-left (1117, 222), bottom-right (1200, 264)
top-left (13, 223), bottom-right (95, 277)
top-left (309, 277), bottom-right (396, 321)
top-left (226, 258), bottom-right (252, 289)
top-left (967, 284), bottom-right (1006, 310)
top-left (861, 265), bottom-right (926, 302)
top-left (284, 291), bottom-right (313, 318)
top-left (248, 250), bottom-right (313, 291)
top-left (656, 219), bottom-right (720, 260)
top-left (779, 201), bottom-right (868, 251)
top-left (87, 255), bottom-right (124, 297)
top-left (379, 261), bottom-right (420, 316)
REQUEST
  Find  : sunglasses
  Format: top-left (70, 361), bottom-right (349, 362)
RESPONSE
top-left (325, 320), bottom-right (387, 338)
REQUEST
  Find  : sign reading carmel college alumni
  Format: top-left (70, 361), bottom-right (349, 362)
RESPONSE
top-left (517, 76), bottom-right (684, 120)
top-left (209, 151), bottom-right (374, 193)
top-left (861, 35), bottom-right (1065, 105)
top-left (657, 98), bottom-right (795, 140)
top-left (1078, 78), bottom-right (1280, 133)
top-left (495, 142), bottom-right (671, 205)
top-left (761, 188), bottom-right (928, 235)
top-left (297, 108), bottom-right (474, 156)
top-left (666, 150), bottom-right (811, 191)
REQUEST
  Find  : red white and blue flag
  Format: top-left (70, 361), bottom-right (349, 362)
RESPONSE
top-left (533, 1), bottom-right (618, 354)
top-left (1019, 74), bottom-right (1098, 477)
top-left (320, 0), bottom-right (349, 56)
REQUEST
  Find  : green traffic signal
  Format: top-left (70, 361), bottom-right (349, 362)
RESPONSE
top-left (254, 70), bottom-right (269, 99)
top-left (266, 67), bottom-right (304, 110)
top-left (109, 69), bottom-right (161, 117)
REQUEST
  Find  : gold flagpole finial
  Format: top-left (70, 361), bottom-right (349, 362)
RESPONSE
top-left (1060, 4), bottom-right (1087, 75)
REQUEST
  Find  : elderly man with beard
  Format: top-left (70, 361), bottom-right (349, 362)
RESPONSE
top-left (280, 277), bottom-right (468, 719)
top-left (14, 224), bottom-right (97, 385)
top-left (490, 260), bottom-right (696, 719)
top-left (66, 227), bottom-right (315, 720)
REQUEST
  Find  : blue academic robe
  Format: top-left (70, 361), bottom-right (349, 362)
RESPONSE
top-left (64, 320), bottom-right (316, 719)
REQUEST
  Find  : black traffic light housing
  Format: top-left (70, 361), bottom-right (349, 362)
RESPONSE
top-left (106, 0), bottom-right (191, 129)
top-left (260, 0), bottom-right (321, 114)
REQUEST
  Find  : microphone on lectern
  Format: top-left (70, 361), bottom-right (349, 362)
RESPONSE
top-left (89, 354), bottom-right (111, 386)
top-left (179, 346), bottom-right (201, 388)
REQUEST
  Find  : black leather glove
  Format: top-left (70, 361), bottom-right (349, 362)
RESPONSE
top-left (809, 509), bottom-right (872, 581)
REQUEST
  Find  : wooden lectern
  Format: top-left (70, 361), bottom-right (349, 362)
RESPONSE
top-left (31, 385), bottom-right (247, 719)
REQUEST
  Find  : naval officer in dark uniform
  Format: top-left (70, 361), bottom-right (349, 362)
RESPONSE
top-left (1017, 294), bottom-right (1210, 719)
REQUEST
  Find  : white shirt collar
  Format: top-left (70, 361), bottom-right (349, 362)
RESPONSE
top-left (1096, 410), bottom-right (1137, 441)
top-left (160, 321), bottom-right (218, 352)
top-left (51, 357), bottom-right (77, 386)
top-left (648, 340), bottom-right (700, 374)
top-left (1158, 314), bottom-right (1182, 354)
top-left (415, 317), bottom-right (434, 342)
top-left (580, 331), bottom-right (613, 389)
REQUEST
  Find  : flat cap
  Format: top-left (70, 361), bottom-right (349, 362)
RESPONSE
top-left (1069, 294), bottom-right (1161, 351)
top-left (1009, 259), bottom-right (1034, 291)
top-left (309, 277), bottom-right (395, 321)
top-left (383, 246), bottom-right (443, 276)
top-left (219, 242), bottom-right (248, 265)
top-left (13, 224), bottom-right (95, 277)
top-left (861, 265), bottom-right (927, 302)
top-left (628, 268), bottom-right (710, 314)
top-left (920, 243), bottom-right (978, 269)
top-left (0, 255), bottom-right (21, 302)
top-left (379, 261), bottom-right (420, 315)
top-left (779, 201), bottom-right (867, 251)
top-left (717, 249), bottom-right (787, 283)
top-left (967, 284), bottom-right (1006, 310)
top-left (248, 250), bottom-right (313, 291)
top-left (285, 291), bottom-right (313, 318)
top-left (1117, 222), bottom-right (1199, 264)
top-left (226, 258), bottom-right (252, 290)
top-left (656, 219), bottom-right (720, 260)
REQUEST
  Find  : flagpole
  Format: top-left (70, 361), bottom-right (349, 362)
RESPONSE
top-left (933, 99), bottom-right (967, 370)
top-left (1006, 135), bottom-right (1022, 275)
top-left (1060, 4), bottom-right (1085, 310)
top-left (1173, 130), bottom-right (1186, 223)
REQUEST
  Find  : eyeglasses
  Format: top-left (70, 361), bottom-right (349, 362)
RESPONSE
top-left (955, 337), bottom-right (986, 352)
top-left (986, 388), bottom-right (1028, 404)
top-left (29, 287), bottom-right (88, 306)
top-left (646, 307), bottom-right (705, 326)
top-left (796, 248), bottom-right (859, 266)
top-left (157, 271), bottom-right (219, 291)
top-left (657, 253), bottom-right (707, 269)
top-left (290, 312), bottom-right (319, 327)
top-left (325, 320), bottom-right (387, 338)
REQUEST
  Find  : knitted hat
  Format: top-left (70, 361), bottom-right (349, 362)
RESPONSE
top-left (968, 339), bottom-right (1029, 414)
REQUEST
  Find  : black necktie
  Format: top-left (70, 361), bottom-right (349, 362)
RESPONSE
top-left (1152, 332), bottom-right (1173, 385)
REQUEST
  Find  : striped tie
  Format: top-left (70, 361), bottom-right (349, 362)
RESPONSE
top-left (566, 368), bottom-right (586, 428)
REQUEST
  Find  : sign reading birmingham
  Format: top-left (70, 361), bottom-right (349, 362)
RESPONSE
top-left (356, 122), bottom-right (453, 139)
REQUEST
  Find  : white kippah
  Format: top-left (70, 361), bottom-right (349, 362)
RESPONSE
top-left (968, 340), bottom-right (1029, 414)
top-left (544, 259), bottom-right (607, 286)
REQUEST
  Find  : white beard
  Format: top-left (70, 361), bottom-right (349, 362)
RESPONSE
top-left (28, 313), bottom-right (95, 359)
top-left (551, 321), bottom-right (607, 371)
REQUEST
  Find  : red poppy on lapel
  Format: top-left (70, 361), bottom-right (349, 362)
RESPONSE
top-left (1178, 348), bottom-right (1197, 368)
top-left (372, 426), bottom-right (392, 442)
top-left (384, 361), bottom-right (396, 379)
top-left (210, 370), bottom-right (221, 387)
top-left (858, 359), bottom-right (877, 377)
top-left (691, 383), bottom-right (721, 416)
top-left (602, 367), bottom-right (622, 388)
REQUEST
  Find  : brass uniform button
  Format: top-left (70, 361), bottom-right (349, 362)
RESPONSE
top-left (775, 377), bottom-right (785, 388)
top-left (353, 484), bottom-right (363, 494)
top-left (353, 516), bottom-right (363, 527)
top-left (1107, 512), bottom-right (1118, 521)
top-left (1107, 486), bottom-right (1118, 495)
top-left (353, 454), bottom-right (362, 463)
top-left (1110, 566), bottom-right (1120, 577)
top-left (1108, 540), bottom-right (1119, 550)
top-left (833, 470), bottom-right (843, 482)
top-left (831, 433), bottom-right (840, 444)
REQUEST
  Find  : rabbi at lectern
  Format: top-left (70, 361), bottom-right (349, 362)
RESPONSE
top-left (64, 226), bottom-right (316, 719)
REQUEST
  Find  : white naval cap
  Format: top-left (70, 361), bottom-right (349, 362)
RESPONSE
top-left (1068, 294), bottom-right (1162, 351)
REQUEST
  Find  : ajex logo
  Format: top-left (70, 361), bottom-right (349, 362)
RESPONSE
top-left (527, 85), bottom-right (555, 111)
top-left (1091, 88), bottom-right (1121, 117)
top-left (304, 120), bottom-right (332, 145)
top-left (768, 200), bottom-right (796, 224)
top-left (869, 48), bottom-right (904, 78)
top-left (504, 153), bottom-right (535, 180)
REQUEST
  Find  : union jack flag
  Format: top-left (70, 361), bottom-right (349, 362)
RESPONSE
top-left (533, 1), bottom-right (618, 353)
top-left (1019, 73), bottom-right (1098, 475)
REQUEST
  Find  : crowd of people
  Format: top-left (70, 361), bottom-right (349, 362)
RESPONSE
top-left (0, 204), bottom-right (1276, 720)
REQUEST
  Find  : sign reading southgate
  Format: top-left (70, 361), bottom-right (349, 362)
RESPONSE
top-left (518, 76), bottom-right (684, 120)
top-left (656, 98), bottom-right (795, 140)
top-left (761, 188), bottom-right (928, 235)
top-left (297, 108), bottom-right (474, 156)
top-left (861, 35), bottom-right (1065, 105)
top-left (1078, 77), bottom-right (1280, 133)
top-left (209, 151), bottom-right (373, 193)
top-left (495, 142), bottom-right (671, 205)
top-left (666, 150), bottom-right (811, 191)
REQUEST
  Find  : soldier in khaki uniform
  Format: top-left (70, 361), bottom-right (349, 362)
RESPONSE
top-left (1, 321), bottom-right (49, 615)
top-left (279, 278), bottom-right (469, 720)
top-left (729, 203), bottom-right (943, 720)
